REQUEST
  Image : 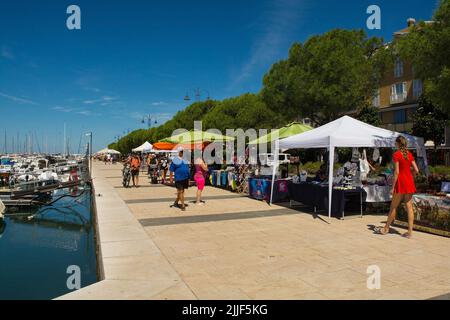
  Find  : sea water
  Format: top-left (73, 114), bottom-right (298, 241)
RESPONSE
top-left (0, 187), bottom-right (98, 300)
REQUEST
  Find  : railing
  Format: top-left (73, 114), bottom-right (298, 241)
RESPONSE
top-left (390, 92), bottom-right (407, 104)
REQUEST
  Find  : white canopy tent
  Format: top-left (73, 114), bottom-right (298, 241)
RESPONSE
top-left (150, 149), bottom-right (178, 154)
top-left (132, 141), bottom-right (153, 153)
top-left (271, 116), bottom-right (428, 220)
top-left (95, 148), bottom-right (121, 155)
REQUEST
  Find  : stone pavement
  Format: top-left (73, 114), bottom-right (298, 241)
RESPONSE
top-left (58, 162), bottom-right (450, 300)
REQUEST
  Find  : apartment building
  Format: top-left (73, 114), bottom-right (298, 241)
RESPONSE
top-left (375, 18), bottom-right (424, 133)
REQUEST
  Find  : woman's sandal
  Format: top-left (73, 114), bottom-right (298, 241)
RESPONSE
top-left (375, 227), bottom-right (389, 235)
top-left (402, 232), bottom-right (412, 239)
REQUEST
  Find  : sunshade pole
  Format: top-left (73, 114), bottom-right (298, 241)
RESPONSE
top-left (269, 140), bottom-right (279, 205)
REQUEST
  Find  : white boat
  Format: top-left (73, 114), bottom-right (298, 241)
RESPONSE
top-left (0, 198), bottom-right (5, 220)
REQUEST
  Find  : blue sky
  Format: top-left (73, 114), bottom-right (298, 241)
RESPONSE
top-left (0, 0), bottom-right (438, 152)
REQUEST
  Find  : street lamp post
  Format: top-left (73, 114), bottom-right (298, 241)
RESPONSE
top-left (184, 89), bottom-right (211, 102)
top-left (142, 115), bottom-right (157, 128)
top-left (85, 132), bottom-right (93, 178)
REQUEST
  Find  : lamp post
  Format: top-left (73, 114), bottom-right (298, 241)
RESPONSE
top-left (85, 132), bottom-right (93, 177)
top-left (184, 89), bottom-right (211, 102)
top-left (142, 115), bottom-right (158, 128)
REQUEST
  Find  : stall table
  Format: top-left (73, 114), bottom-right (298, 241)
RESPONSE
top-left (396, 194), bottom-right (450, 236)
top-left (248, 177), bottom-right (290, 203)
top-left (363, 185), bottom-right (391, 203)
top-left (288, 183), bottom-right (366, 219)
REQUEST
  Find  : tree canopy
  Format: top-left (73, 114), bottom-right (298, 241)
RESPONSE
top-left (411, 96), bottom-right (449, 148)
top-left (108, 95), bottom-right (284, 154)
top-left (396, 0), bottom-right (450, 113)
top-left (261, 29), bottom-right (392, 125)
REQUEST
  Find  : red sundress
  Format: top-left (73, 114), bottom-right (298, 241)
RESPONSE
top-left (393, 150), bottom-right (416, 194)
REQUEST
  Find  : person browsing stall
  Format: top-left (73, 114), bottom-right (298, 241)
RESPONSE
top-left (130, 153), bottom-right (141, 187)
top-left (194, 155), bottom-right (208, 205)
top-left (169, 149), bottom-right (190, 211)
top-left (378, 136), bottom-right (419, 239)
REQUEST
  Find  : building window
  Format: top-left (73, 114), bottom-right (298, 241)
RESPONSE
top-left (413, 79), bottom-right (423, 98)
top-left (394, 58), bottom-right (404, 78)
top-left (391, 82), bottom-right (407, 104)
top-left (373, 89), bottom-right (380, 107)
top-left (394, 109), bottom-right (407, 124)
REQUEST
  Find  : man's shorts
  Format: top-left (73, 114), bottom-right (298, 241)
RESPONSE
top-left (175, 179), bottom-right (189, 191)
top-left (131, 169), bottom-right (139, 177)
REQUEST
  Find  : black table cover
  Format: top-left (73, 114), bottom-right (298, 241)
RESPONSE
top-left (288, 183), bottom-right (367, 218)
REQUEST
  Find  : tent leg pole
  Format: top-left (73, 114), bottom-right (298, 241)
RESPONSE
top-left (328, 144), bottom-right (334, 223)
top-left (269, 140), bottom-right (279, 206)
top-left (360, 190), bottom-right (363, 218)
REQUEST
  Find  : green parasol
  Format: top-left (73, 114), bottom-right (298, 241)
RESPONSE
top-left (248, 122), bottom-right (313, 145)
top-left (160, 130), bottom-right (235, 144)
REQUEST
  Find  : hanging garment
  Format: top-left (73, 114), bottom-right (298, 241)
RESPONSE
top-left (359, 149), bottom-right (370, 181)
top-left (372, 148), bottom-right (380, 162)
top-left (352, 148), bottom-right (361, 162)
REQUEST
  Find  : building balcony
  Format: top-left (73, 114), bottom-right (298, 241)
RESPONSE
top-left (381, 122), bottom-right (413, 133)
top-left (390, 92), bottom-right (407, 104)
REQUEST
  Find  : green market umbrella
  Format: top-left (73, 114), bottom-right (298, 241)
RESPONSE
top-left (160, 130), bottom-right (235, 144)
top-left (248, 122), bottom-right (313, 145)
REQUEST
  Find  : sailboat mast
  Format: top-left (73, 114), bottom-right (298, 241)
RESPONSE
top-left (63, 123), bottom-right (66, 157)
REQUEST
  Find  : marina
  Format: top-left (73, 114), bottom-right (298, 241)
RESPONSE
top-left (0, 153), bottom-right (99, 300)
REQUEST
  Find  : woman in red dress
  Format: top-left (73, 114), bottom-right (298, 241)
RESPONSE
top-left (379, 136), bottom-right (419, 238)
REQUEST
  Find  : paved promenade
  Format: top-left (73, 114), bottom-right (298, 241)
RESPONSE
top-left (59, 161), bottom-right (450, 300)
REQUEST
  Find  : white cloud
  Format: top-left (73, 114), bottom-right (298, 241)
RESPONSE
top-left (151, 101), bottom-right (167, 106)
top-left (0, 91), bottom-right (37, 105)
top-left (52, 106), bottom-right (100, 116)
top-left (77, 110), bottom-right (100, 116)
top-left (83, 96), bottom-right (118, 105)
top-left (83, 87), bottom-right (101, 93)
top-left (52, 106), bottom-right (73, 113)
top-left (228, 0), bottom-right (308, 90)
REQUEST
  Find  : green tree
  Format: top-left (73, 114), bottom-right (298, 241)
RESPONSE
top-left (262, 29), bottom-right (392, 125)
top-left (397, 0), bottom-right (450, 113)
top-left (203, 93), bottom-right (283, 132)
top-left (355, 104), bottom-right (381, 126)
top-left (412, 96), bottom-right (449, 148)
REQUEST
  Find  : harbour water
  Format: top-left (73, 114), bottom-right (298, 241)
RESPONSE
top-left (0, 186), bottom-right (98, 300)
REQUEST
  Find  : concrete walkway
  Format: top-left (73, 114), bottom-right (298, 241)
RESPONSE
top-left (59, 162), bottom-right (450, 300)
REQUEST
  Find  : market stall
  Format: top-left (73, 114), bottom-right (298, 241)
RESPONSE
top-left (160, 130), bottom-right (235, 144)
top-left (396, 184), bottom-right (450, 236)
top-left (288, 182), bottom-right (365, 218)
top-left (248, 177), bottom-right (290, 203)
top-left (248, 122), bottom-right (313, 145)
top-left (95, 148), bottom-right (121, 155)
top-left (273, 116), bottom-right (428, 220)
top-left (132, 141), bottom-right (153, 153)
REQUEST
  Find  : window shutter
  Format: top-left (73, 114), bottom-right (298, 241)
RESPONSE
top-left (391, 85), bottom-right (396, 96)
top-left (403, 82), bottom-right (407, 95)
